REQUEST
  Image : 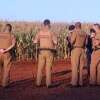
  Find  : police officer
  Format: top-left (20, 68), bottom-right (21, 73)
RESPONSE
top-left (0, 24), bottom-right (16, 87)
top-left (70, 22), bottom-right (87, 86)
top-left (33, 19), bottom-right (57, 88)
top-left (66, 25), bottom-right (75, 58)
top-left (86, 29), bottom-right (95, 78)
top-left (90, 24), bottom-right (100, 85)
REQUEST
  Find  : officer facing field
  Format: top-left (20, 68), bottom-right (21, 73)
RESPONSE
top-left (90, 24), bottom-right (100, 85)
top-left (66, 25), bottom-right (75, 58)
top-left (0, 24), bottom-right (16, 87)
top-left (33, 19), bottom-right (57, 88)
top-left (70, 22), bottom-right (87, 86)
top-left (86, 28), bottom-right (95, 78)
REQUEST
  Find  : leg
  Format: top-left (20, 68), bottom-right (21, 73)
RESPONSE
top-left (79, 50), bottom-right (85, 86)
top-left (0, 54), bottom-right (3, 85)
top-left (95, 50), bottom-right (100, 85)
top-left (71, 49), bottom-right (80, 86)
top-left (87, 52), bottom-right (91, 78)
top-left (0, 64), bottom-right (3, 85)
top-left (2, 53), bottom-right (11, 87)
top-left (45, 52), bottom-right (53, 87)
top-left (97, 62), bottom-right (100, 85)
top-left (36, 53), bottom-right (45, 86)
top-left (90, 52), bottom-right (97, 85)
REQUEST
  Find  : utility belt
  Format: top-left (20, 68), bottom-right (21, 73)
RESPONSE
top-left (72, 46), bottom-right (85, 49)
top-left (38, 48), bottom-right (57, 54)
top-left (93, 47), bottom-right (100, 51)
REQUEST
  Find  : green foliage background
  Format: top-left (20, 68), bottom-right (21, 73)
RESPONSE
top-left (12, 29), bottom-right (68, 61)
top-left (0, 21), bottom-right (91, 61)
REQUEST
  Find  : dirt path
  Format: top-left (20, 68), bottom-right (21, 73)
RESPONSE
top-left (0, 59), bottom-right (100, 100)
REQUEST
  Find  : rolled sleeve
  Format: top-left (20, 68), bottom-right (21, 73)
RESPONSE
top-left (34, 33), bottom-right (40, 44)
top-left (71, 32), bottom-right (77, 45)
top-left (52, 33), bottom-right (57, 45)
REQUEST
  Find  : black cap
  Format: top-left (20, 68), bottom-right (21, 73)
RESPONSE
top-left (43, 19), bottom-right (50, 26)
top-left (69, 25), bottom-right (75, 31)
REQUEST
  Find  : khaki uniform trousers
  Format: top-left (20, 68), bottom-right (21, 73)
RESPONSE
top-left (71, 48), bottom-right (86, 85)
top-left (90, 50), bottom-right (100, 85)
top-left (36, 50), bottom-right (53, 87)
top-left (0, 52), bottom-right (11, 87)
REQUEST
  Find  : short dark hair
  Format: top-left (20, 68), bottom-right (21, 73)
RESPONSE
top-left (6, 24), bottom-right (12, 32)
top-left (75, 22), bottom-right (81, 28)
top-left (43, 19), bottom-right (50, 26)
top-left (94, 23), bottom-right (100, 29)
top-left (69, 25), bottom-right (75, 31)
top-left (90, 28), bottom-right (96, 33)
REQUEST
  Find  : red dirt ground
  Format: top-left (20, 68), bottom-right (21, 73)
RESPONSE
top-left (0, 59), bottom-right (100, 100)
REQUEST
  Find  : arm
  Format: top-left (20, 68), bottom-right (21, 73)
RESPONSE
top-left (4, 35), bottom-right (16, 53)
top-left (52, 33), bottom-right (57, 45)
top-left (99, 39), bottom-right (100, 45)
top-left (94, 39), bottom-right (100, 47)
top-left (70, 32), bottom-right (77, 45)
top-left (85, 34), bottom-right (89, 52)
top-left (33, 32), bottom-right (40, 44)
top-left (32, 32), bottom-right (40, 61)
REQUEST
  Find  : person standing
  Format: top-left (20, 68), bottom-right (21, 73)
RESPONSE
top-left (66, 25), bottom-right (75, 58)
top-left (70, 22), bottom-right (87, 86)
top-left (33, 19), bottom-right (57, 88)
top-left (0, 24), bottom-right (16, 87)
top-left (90, 24), bottom-right (100, 85)
top-left (86, 28), bottom-right (95, 78)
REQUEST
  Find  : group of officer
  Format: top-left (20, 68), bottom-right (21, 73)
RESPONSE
top-left (33, 20), bottom-right (100, 88)
top-left (0, 20), bottom-right (100, 88)
top-left (65, 22), bottom-right (100, 87)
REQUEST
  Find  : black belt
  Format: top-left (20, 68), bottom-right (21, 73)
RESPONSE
top-left (73, 46), bottom-right (85, 49)
top-left (93, 48), bottom-right (100, 51)
top-left (39, 48), bottom-right (56, 52)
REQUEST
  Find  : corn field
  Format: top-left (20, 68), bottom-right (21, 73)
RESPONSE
top-left (0, 21), bottom-right (92, 61)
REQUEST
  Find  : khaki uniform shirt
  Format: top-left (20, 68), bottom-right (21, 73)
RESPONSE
top-left (92, 33), bottom-right (100, 49)
top-left (34, 30), bottom-right (57, 49)
top-left (71, 30), bottom-right (87, 48)
top-left (0, 32), bottom-right (13, 49)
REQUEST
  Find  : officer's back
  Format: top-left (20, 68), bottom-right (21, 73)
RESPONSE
top-left (73, 30), bottom-right (87, 48)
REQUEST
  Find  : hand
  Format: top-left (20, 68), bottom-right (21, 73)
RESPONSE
top-left (94, 40), bottom-right (99, 46)
top-left (91, 33), bottom-right (95, 38)
top-left (0, 49), bottom-right (6, 54)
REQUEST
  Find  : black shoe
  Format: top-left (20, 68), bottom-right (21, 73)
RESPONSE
top-left (47, 85), bottom-right (53, 88)
top-left (68, 84), bottom-right (78, 88)
top-left (78, 83), bottom-right (84, 87)
top-left (36, 85), bottom-right (44, 88)
top-left (66, 84), bottom-right (73, 87)
top-left (47, 82), bottom-right (62, 88)
top-left (78, 85), bottom-right (84, 87)
top-left (47, 84), bottom-right (56, 88)
top-left (2, 84), bottom-right (11, 89)
top-left (89, 84), bottom-right (96, 87)
top-left (47, 85), bottom-right (57, 88)
top-left (95, 84), bottom-right (100, 87)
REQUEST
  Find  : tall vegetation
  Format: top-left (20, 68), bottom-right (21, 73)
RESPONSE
top-left (0, 21), bottom-right (91, 61)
